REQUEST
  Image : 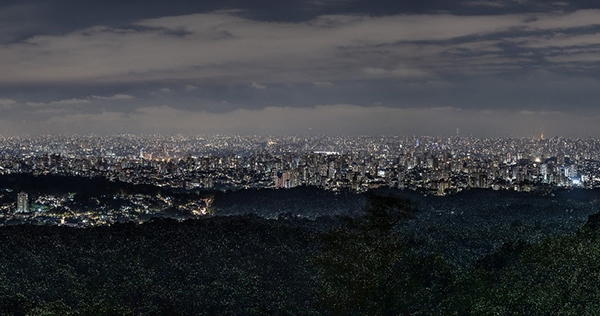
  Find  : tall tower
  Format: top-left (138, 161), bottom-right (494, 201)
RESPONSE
top-left (17, 192), bottom-right (28, 213)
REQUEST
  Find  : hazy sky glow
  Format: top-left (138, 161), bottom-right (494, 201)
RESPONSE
top-left (1, 0), bottom-right (600, 136)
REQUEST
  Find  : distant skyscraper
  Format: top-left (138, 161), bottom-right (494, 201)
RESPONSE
top-left (540, 164), bottom-right (548, 182)
top-left (17, 192), bottom-right (28, 213)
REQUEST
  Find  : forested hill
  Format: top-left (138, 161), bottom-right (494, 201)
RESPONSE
top-left (0, 174), bottom-right (202, 196)
top-left (0, 216), bottom-right (319, 315)
top-left (1, 196), bottom-right (600, 314)
top-left (210, 186), bottom-right (367, 217)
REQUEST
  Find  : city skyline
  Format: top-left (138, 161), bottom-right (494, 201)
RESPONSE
top-left (1, 1), bottom-right (600, 136)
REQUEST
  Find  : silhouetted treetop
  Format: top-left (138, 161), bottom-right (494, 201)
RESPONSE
top-left (361, 194), bottom-right (417, 232)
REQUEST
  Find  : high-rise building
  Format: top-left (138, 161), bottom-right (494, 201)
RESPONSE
top-left (17, 192), bottom-right (28, 213)
top-left (540, 164), bottom-right (548, 182)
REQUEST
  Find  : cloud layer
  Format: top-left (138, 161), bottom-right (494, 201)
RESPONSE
top-left (3, 10), bottom-right (600, 84)
top-left (0, 2), bottom-right (600, 136)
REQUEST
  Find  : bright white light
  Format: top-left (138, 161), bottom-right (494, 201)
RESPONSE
top-left (572, 179), bottom-right (582, 186)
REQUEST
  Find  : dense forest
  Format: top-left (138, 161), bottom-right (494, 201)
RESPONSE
top-left (1, 193), bottom-right (600, 315)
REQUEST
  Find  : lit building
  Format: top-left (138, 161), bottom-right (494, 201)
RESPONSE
top-left (17, 192), bottom-right (28, 213)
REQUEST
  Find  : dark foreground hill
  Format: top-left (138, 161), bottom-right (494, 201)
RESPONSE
top-left (0, 216), bottom-right (321, 315)
top-left (2, 194), bottom-right (600, 315)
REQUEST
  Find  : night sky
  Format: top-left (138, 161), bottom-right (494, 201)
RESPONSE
top-left (1, 0), bottom-right (600, 136)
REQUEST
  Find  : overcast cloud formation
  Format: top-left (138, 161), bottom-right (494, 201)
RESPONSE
top-left (1, 0), bottom-right (600, 136)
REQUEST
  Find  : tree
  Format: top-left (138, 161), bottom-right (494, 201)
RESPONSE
top-left (314, 195), bottom-right (451, 315)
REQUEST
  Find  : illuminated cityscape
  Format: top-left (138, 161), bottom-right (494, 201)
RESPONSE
top-left (1, 134), bottom-right (600, 226)
top-left (1, 134), bottom-right (599, 195)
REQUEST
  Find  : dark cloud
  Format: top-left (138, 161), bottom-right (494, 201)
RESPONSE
top-left (2, 0), bottom-right (593, 41)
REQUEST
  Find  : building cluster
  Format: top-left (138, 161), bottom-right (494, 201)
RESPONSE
top-left (0, 134), bottom-right (599, 197)
top-left (1, 189), bottom-right (212, 227)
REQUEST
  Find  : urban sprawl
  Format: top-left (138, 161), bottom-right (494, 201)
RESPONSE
top-left (0, 134), bottom-right (597, 226)
top-left (1, 134), bottom-right (598, 194)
